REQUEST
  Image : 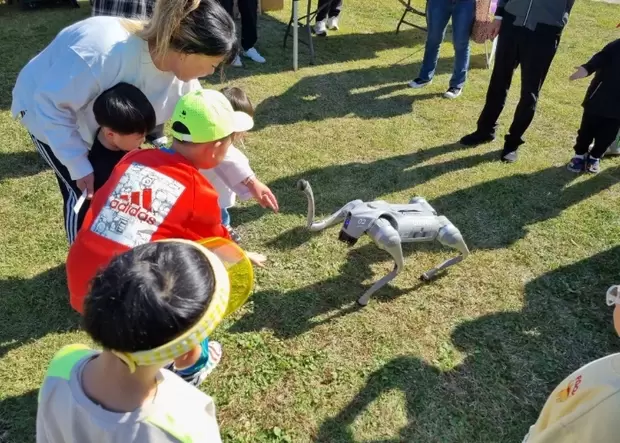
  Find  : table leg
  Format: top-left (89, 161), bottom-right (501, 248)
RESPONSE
top-left (293, 0), bottom-right (299, 71)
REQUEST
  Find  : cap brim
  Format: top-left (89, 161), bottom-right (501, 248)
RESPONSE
top-left (197, 237), bottom-right (254, 316)
top-left (232, 111), bottom-right (254, 133)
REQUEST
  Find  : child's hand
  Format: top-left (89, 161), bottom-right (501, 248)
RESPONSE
top-left (246, 178), bottom-right (279, 213)
top-left (246, 251), bottom-right (267, 268)
top-left (569, 66), bottom-right (588, 81)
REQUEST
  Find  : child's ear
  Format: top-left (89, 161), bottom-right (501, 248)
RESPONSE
top-left (173, 346), bottom-right (202, 370)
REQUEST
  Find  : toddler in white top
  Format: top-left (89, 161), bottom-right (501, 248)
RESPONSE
top-left (201, 87), bottom-right (278, 241)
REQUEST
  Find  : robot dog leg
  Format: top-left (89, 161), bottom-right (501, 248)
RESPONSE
top-left (357, 218), bottom-right (404, 306)
top-left (420, 216), bottom-right (469, 281)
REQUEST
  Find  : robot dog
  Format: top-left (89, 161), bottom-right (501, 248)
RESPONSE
top-left (297, 180), bottom-right (470, 306)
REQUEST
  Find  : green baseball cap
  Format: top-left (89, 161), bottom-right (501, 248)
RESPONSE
top-left (170, 89), bottom-right (254, 143)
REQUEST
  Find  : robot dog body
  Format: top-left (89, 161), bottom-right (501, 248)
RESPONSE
top-left (297, 180), bottom-right (469, 306)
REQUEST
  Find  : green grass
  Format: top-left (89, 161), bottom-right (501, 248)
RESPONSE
top-left (1, 0), bottom-right (620, 441)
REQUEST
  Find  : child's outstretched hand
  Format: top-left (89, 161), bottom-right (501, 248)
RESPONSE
top-left (569, 66), bottom-right (588, 81)
top-left (247, 251), bottom-right (267, 268)
top-left (246, 178), bottom-right (279, 213)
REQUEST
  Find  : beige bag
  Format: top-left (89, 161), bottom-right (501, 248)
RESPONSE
top-left (470, 0), bottom-right (494, 44)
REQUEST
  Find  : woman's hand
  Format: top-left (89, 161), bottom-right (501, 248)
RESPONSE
top-left (246, 251), bottom-right (267, 268)
top-left (76, 172), bottom-right (95, 199)
top-left (569, 66), bottom-right (588, 81)
top-left (245, 177), bottom-right (279, 212)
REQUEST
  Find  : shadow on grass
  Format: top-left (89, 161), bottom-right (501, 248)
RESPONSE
top-left (0, 151), bottom-right (48, 181)
top-left (230, 242), bottom-right (444, 339)
top-left (0, 1), bottom-right (90, 109)
top-left (0, 390), bottom-right (38, 443)
top-left (250, 54), bottom-right (488, 131)
top-left (315, 245), bottom-right (620, 442)
top-left (0, 265), bottom-right (80, 359)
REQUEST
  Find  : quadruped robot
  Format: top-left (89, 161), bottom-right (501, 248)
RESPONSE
top-left (297, 180), bottom-right (470, 306)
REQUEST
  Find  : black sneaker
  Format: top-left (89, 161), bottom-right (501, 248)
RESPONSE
top-left (459, 131), bottom-right (495, 146)
top-left (443, 87), bottom-right (462, 99)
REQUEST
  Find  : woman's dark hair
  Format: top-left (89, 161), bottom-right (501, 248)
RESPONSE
top-left (83, 242), bottom-right (215, 353)
top-left (93, 83), bottom-right (156, 136)
top-left (125, 0), bottom-right (237, 63)
top-left (220, 86), bottom-right (254, 117)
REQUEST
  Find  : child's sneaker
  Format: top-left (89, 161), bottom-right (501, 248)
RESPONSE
top-left (567, 155), bottom-right (587, 173)
top-left (226, 225), bottom-right (242, 244)
top-left (586, 156), bottom-right (601, 174)
top-left (174, 341), bottom-right (223, 387)
top-left (314, 20), bottom-right (327, 36)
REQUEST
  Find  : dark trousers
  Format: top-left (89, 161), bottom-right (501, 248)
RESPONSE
top-left (218, 0), bottom-right (258, 51)
top-left (573, 111), bottom-right (620, 159)
top-left (476, 16), bottom-right (561, 152)
top-left (316, 0), bottom-right (342, 21)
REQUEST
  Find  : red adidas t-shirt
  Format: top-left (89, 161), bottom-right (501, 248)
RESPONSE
top-left (66, 148), bottom-right (230, 314)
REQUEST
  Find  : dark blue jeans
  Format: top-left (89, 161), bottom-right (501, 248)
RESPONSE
top-left (221, 207), bottom-right (231, 226)
top-left (417, 0), bottom-right (475, 89)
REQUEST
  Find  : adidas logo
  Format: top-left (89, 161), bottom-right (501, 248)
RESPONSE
top-left (110, 189), bottom-right (157, 225)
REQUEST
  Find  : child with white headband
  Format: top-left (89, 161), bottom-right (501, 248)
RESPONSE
top-left (37, 239), bottom-right (254, 443)
top-left (522, 284), bottom-right (620, 442)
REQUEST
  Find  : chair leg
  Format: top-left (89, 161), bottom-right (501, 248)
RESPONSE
top-left (283, 12), bottom-right (294, 49)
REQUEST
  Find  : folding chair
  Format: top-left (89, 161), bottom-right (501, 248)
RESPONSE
top-left (396, 0), bottom-right (427, 33)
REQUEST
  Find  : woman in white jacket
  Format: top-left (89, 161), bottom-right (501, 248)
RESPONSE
top-left (11, 0), bottom-right (236, 243)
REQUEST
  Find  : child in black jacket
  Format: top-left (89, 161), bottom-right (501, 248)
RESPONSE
top-left (567, 38), bottom-right (620, 174)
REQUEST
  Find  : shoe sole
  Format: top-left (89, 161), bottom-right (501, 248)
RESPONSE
top-left (443, 92), bottom-right (461, 99)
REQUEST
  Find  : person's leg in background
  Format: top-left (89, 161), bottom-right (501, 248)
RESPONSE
top-left (315, 0), bottom-right (334, 35)
top-left (409, 0), bottom-right (452, 88)
top-left (238, 0), bottom-right (265, 63)
top-left (567, 110), bottom-right (596, 173)
top-left (445, 0), bottom-right (475, 98)
top-left (327, 0), bottom-right (342, 30)
top-left (460, 17), bottom-right (520, 146)
top-left (217, 0), bottom-right (244, 66)
top-left (29, 135), bottom-right (85, 244)
top-left (502, 26), bottom-right (560, 161)
top-left (221, 207), bottom-right (231, 226)
top-left (585, 115), bottom-right (620, 173)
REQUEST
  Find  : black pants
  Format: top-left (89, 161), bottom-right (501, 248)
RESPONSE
top-left (476, 16), bottom-right (561, 152)
top-left (316, 0), bottom-right (342, 21)
top-left (30, 125), bottom-right (164, 244)
top-left (218, 0), bottom-right (258, 51)
top-left (573, 111), bottom-right (620, 159)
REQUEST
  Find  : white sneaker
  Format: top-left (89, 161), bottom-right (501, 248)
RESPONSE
top-left (327, 16), bottom-right (339, 30)
top-left (606, 144), bottom-right (620, 156)
top-left (242, 47), bottom-right (266, 63)
top-left (314, 19), bottom-right (327, 36)
top-left (231, 54), bottom-right (243, 67)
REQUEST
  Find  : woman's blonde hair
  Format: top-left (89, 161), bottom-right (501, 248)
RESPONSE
top-left (123, 0), bottom-right (237, 63)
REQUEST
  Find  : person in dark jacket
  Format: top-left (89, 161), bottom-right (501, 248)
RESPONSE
top-left (459, 0), bottom-right (575, 163)
top-left (566, 38), bottom-right (620, 174)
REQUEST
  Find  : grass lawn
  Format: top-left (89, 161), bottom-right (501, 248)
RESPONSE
top-left (2, 0), bottom-right (620, 441)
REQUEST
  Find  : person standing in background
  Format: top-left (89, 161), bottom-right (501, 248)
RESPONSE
top-left (91, 0), bottom-right (155, 19)
top-left (407, 0), bottom-right (475, 99)
top-left (314, 0), bottom-right (342, 36)
top-left (459, 0), bottom-right (575, 163)
top-left (218, 0), bottom-right (266, 66)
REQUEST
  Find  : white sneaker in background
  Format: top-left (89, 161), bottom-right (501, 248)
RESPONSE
top-left (327, 16), bottom-right (339, 30)
top-left (231, 54), bottom-right (243, 67)
top-left (242, 47), bottom-right (266, 63)
top-left (314, 19), bottom-right (327, 36)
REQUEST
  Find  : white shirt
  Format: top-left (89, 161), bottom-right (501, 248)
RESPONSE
top-left (37, 345), bottom-right (222, 443)
top-left (201, 145), bottom-right (254, 209)
top-left (11, 16), bottom-right (199, 180)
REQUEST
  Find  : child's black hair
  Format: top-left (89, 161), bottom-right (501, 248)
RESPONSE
top-left (220, 86), bottom-right (254, 117)
top-left (93, 83), bottom-right (157, 136)
top-left (83, 242), bottom-right (215, 353)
